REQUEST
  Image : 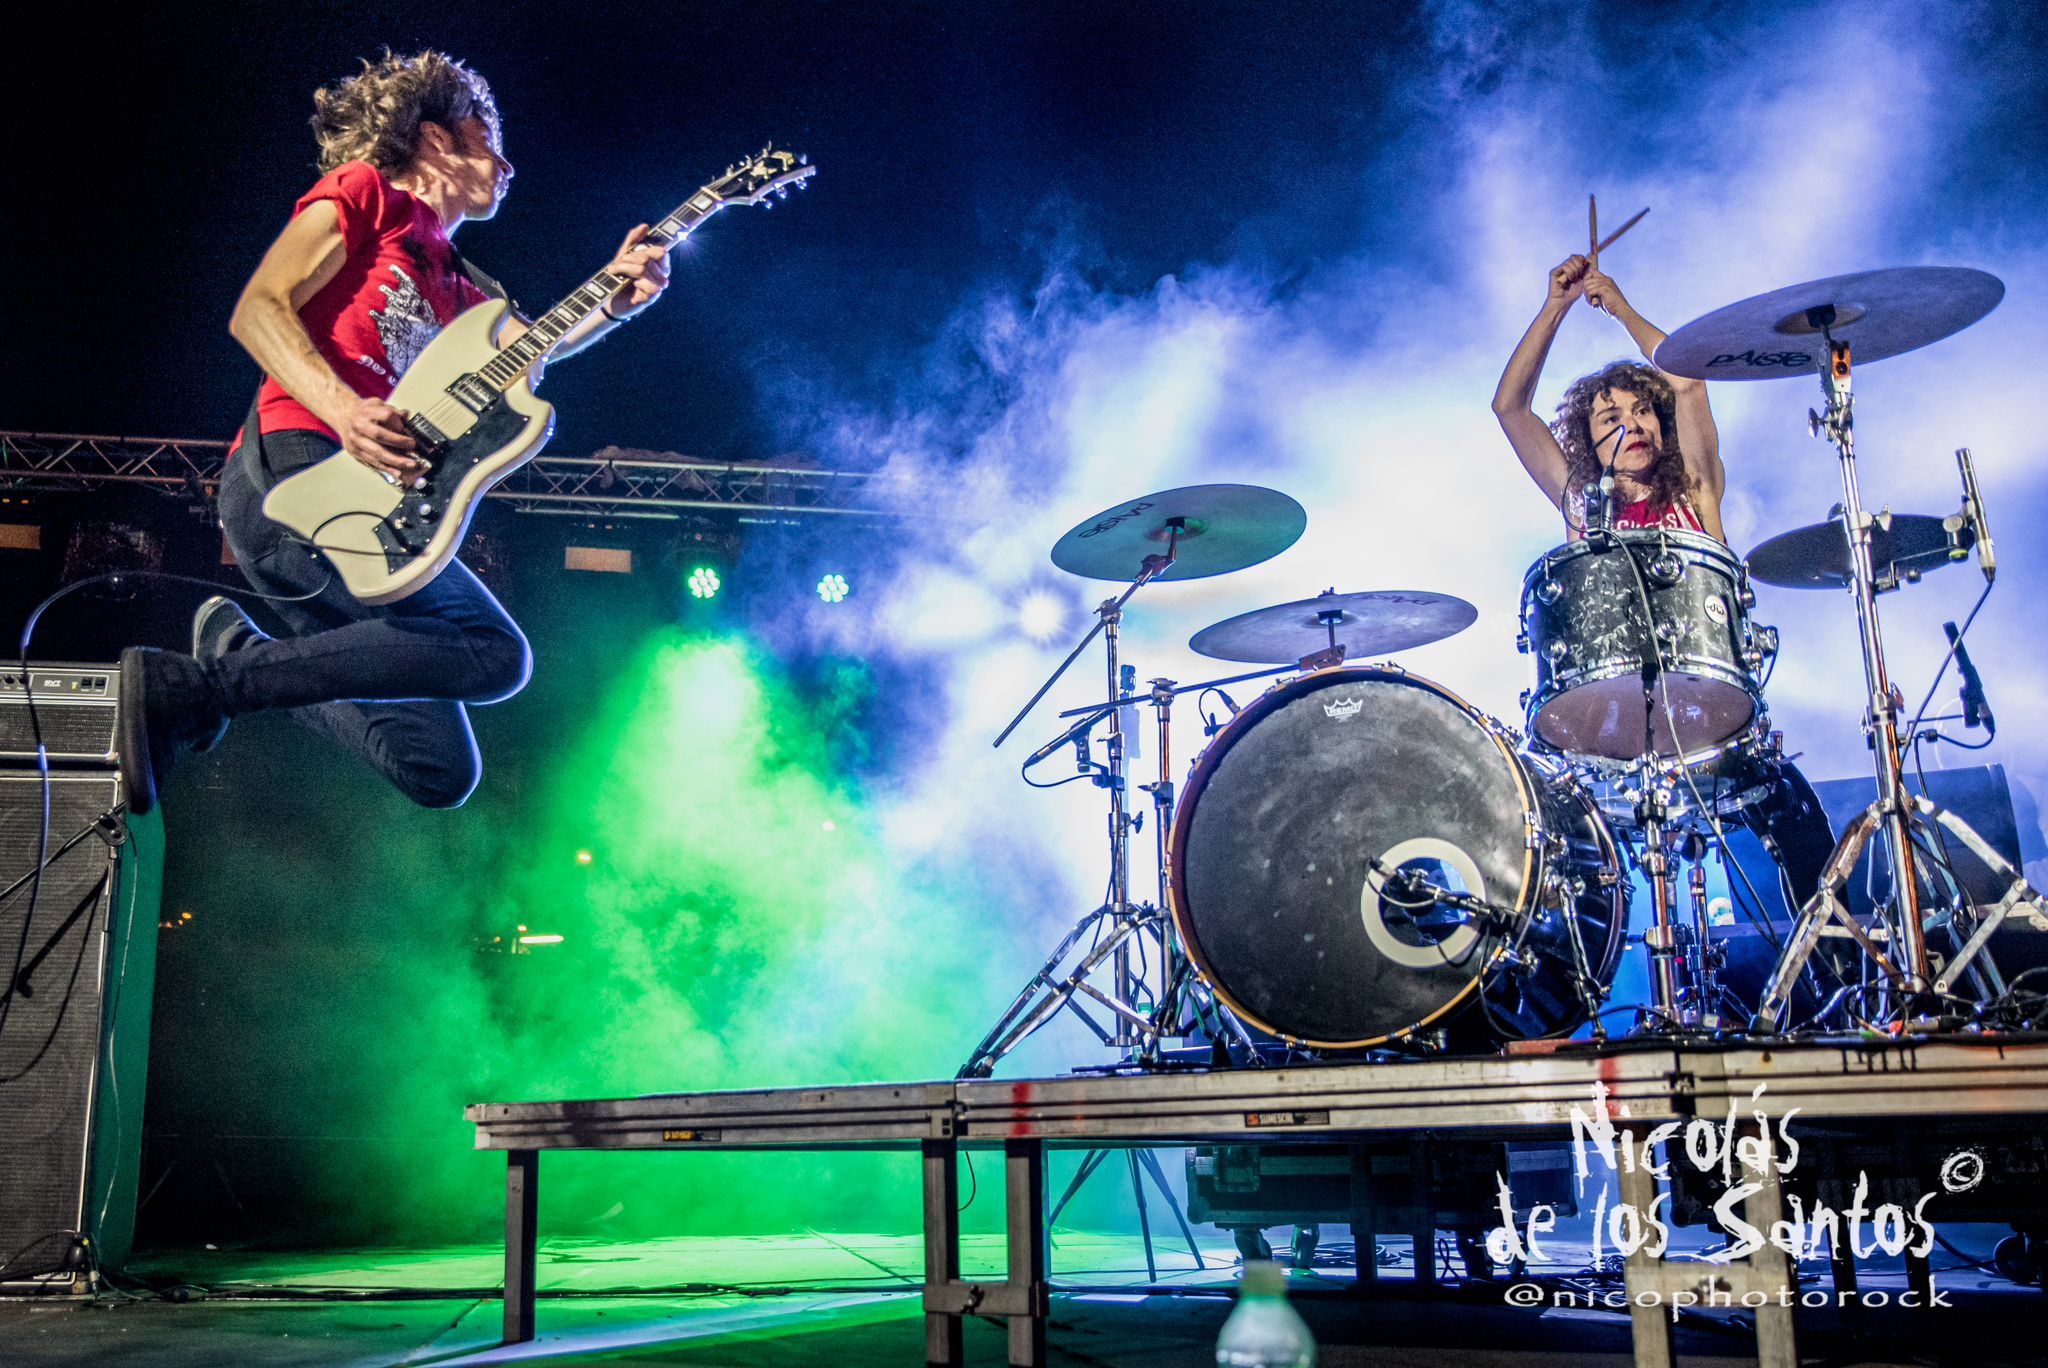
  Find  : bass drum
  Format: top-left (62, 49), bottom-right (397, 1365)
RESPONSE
top-left (1168, 667), bottom-right (1627, 1049)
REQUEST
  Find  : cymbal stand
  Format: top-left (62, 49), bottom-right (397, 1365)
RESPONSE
top-left (1137, 675), bottom-right (1260, 1059)
top-left (966, 530), bottom-right (1181, 1077)
top-left (1754, 319), bottom-right (1934, 1027)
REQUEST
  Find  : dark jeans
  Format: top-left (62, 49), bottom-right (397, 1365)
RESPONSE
top-left (213, 431), bottom-right (531, 808)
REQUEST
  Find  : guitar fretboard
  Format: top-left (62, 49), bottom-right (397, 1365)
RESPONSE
top-left (476, 190), bottom-right (724, 389)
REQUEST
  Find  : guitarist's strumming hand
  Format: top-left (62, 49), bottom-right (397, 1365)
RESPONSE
top-left (338, 394), bottom-right (429, 486)
top-left (602, 224), bottom-right (671, 320)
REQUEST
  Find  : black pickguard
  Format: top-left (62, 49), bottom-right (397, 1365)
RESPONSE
top-left (373, 397), bottom-right (536, 570)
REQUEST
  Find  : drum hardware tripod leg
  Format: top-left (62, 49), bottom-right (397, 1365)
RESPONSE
top-left (1752, 806), bottom-right (1906, 1031)
top-left (1918, 796), bottom-right (2048, 1000)
top-left (958, 907), bottom-right (1165, 1078)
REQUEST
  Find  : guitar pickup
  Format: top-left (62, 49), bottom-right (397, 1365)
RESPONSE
top-left (448, 374), bottom-right (499, 414)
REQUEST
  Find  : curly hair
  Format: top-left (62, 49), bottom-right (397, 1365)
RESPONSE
top-left (311, 50), bottom-right (501, 175)
top-left (1551, 359), bottom-right (1694, 517)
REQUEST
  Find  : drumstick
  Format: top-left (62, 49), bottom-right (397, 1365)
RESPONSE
top-left (1594, 206), bottom-right (1649, 255)
top-left (1588, 194), bottom-right (1598, 268)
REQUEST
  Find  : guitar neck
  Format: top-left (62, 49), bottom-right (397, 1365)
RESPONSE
top-left (476, 187), bottom-right (728, 389)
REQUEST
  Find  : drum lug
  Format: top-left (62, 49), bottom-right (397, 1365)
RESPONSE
top-left (1516, 632), bottom-right (1530, 655)
top-left (1536, 578), bottom-right (1563, 605)
top-left (1544, 639), bottom-right (1569, 663)
top-left (1648, 551), bottom-right (1685, 587)
top-left (1654, 620), bottom-right (1679, 644)
top-left (1518, 688), bottom-right (1532, 711)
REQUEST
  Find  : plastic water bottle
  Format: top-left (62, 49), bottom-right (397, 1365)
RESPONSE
top-left (1216, 1259), bottom-right (1316, 1367)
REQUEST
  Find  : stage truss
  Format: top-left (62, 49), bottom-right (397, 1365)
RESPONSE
top-left (0, 432), bottom-right (899, 523)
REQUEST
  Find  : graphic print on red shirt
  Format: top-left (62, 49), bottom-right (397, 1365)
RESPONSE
top-left (255, 161), bottom-right (490, 440)
top-left (1609, 496), bottom-right (1706, 534)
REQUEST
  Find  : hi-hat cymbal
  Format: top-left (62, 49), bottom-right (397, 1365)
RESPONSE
top-left (1189, 589), bottom-right (1478, 664)
top-left (1049, 484), bottom-right (1306, 582)
top-left (1653, 267), bottom-right (2004, 381)
top-left (1748, 513), bottom-right (1965, 589)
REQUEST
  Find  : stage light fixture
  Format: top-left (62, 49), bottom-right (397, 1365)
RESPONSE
top-left (1017, 590), bottom-right (1065, 642)
top-left (688, 565), bottom-right (722, 599)
top-left (816, 573), bottom-right (850, 604)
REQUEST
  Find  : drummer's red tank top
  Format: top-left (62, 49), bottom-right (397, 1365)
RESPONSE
top-left (1606, 496), bottom-right (1705, 534)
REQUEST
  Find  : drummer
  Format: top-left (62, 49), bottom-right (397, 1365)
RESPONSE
top-left (1492, 256), bottom-right (1727, 543)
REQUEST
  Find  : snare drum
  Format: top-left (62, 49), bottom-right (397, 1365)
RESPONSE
top-left (1168, 666), bottom-right (1628, 1048)
top-left (1520, 530), bottom-right (1771, 761)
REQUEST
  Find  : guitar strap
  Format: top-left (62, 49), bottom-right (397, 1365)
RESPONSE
top-left (236, 246), bottom-right (516, 494)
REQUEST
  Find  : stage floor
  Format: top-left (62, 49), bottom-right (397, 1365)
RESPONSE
top-left (1, 1231), bottom-right (2039, 1366)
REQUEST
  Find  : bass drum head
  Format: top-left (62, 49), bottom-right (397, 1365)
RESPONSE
top-left (1169, 667), bottom-right (1537, 1048)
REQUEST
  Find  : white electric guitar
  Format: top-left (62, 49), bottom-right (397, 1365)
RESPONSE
top-left (263, 146), bottom-right (815, 604)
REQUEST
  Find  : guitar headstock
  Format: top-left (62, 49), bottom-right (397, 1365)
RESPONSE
top-left (708, 146), bottom-right (816, 206)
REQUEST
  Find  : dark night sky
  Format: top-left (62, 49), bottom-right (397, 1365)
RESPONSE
top-left (3, 0), bottom-right (1420, 460)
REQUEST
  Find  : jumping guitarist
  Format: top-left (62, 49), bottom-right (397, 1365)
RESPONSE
top-left (118, 50), bottom-right (669, 813)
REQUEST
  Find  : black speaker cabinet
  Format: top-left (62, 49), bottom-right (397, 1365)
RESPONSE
top-left (0, 771), bottom-right (163, 1292)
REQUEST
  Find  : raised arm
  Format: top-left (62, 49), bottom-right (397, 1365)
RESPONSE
top-left (1492, 255), bottom-right (1594, 512)
top-left (1581, 266), bottom-right (1724, 507)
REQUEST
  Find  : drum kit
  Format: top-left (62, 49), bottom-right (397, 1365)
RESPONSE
top-left (959, 265), bottom-right (2048, 1079)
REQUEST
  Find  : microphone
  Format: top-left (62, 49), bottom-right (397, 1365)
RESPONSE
top-left (1944, 621), bottom-right (1995, 736)
top-left (1025, 706), bottom-right (1111, 767)
top-left (1957, 448), bottom-right (1995, 584)
top-left (1584, 425), bottom-right (1625, 537)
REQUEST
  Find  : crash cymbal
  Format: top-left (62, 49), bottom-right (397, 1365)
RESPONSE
top-left (1049, 484), bottom-right (1306, 582)
top-left (1653, 267), bottom-right (2004, 381)
top-left (1748, 513), bottom-right (1965, 589)
top-left (1189, 589), bottom-right (1478, 664)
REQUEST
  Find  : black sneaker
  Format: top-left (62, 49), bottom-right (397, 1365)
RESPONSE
top-left (117, 647), bottom-right (229, 816)
top-left (191, 595), bottom-right (267, 664)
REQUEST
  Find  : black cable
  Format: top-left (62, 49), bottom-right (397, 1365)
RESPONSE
top-left (0, 869), bottom-right (105, 1084)
top-left (1, 564), bottom-right (333, 1063)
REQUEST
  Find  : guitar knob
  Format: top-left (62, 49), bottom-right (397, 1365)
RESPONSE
top-left (418, 503), bottom-right (435, 518)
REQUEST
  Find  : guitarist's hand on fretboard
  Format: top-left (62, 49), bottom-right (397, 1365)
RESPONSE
top-left (602, 224), bottom-right (671, 321)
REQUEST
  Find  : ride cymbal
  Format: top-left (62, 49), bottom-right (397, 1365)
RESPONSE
top-left (1653, 267), bottom-right (2004, 381)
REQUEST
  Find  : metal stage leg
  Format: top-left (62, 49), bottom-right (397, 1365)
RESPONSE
top-left (503, 1149), bottom-right (538, 1344)
top-left (923, 1138), bottom-right (963, 1367)
top-left (1619, 1123), bottom-right (1798, 1368)
top-left (1349, 1145), bottom-right (1378, 1290)
top-left (1410, 1136), bottom-right (1437, 1291)
top-left (920, 1139), bottom-right (1049, 1364)
top-left (1007, 1139), bottom-right (1049, 1368)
